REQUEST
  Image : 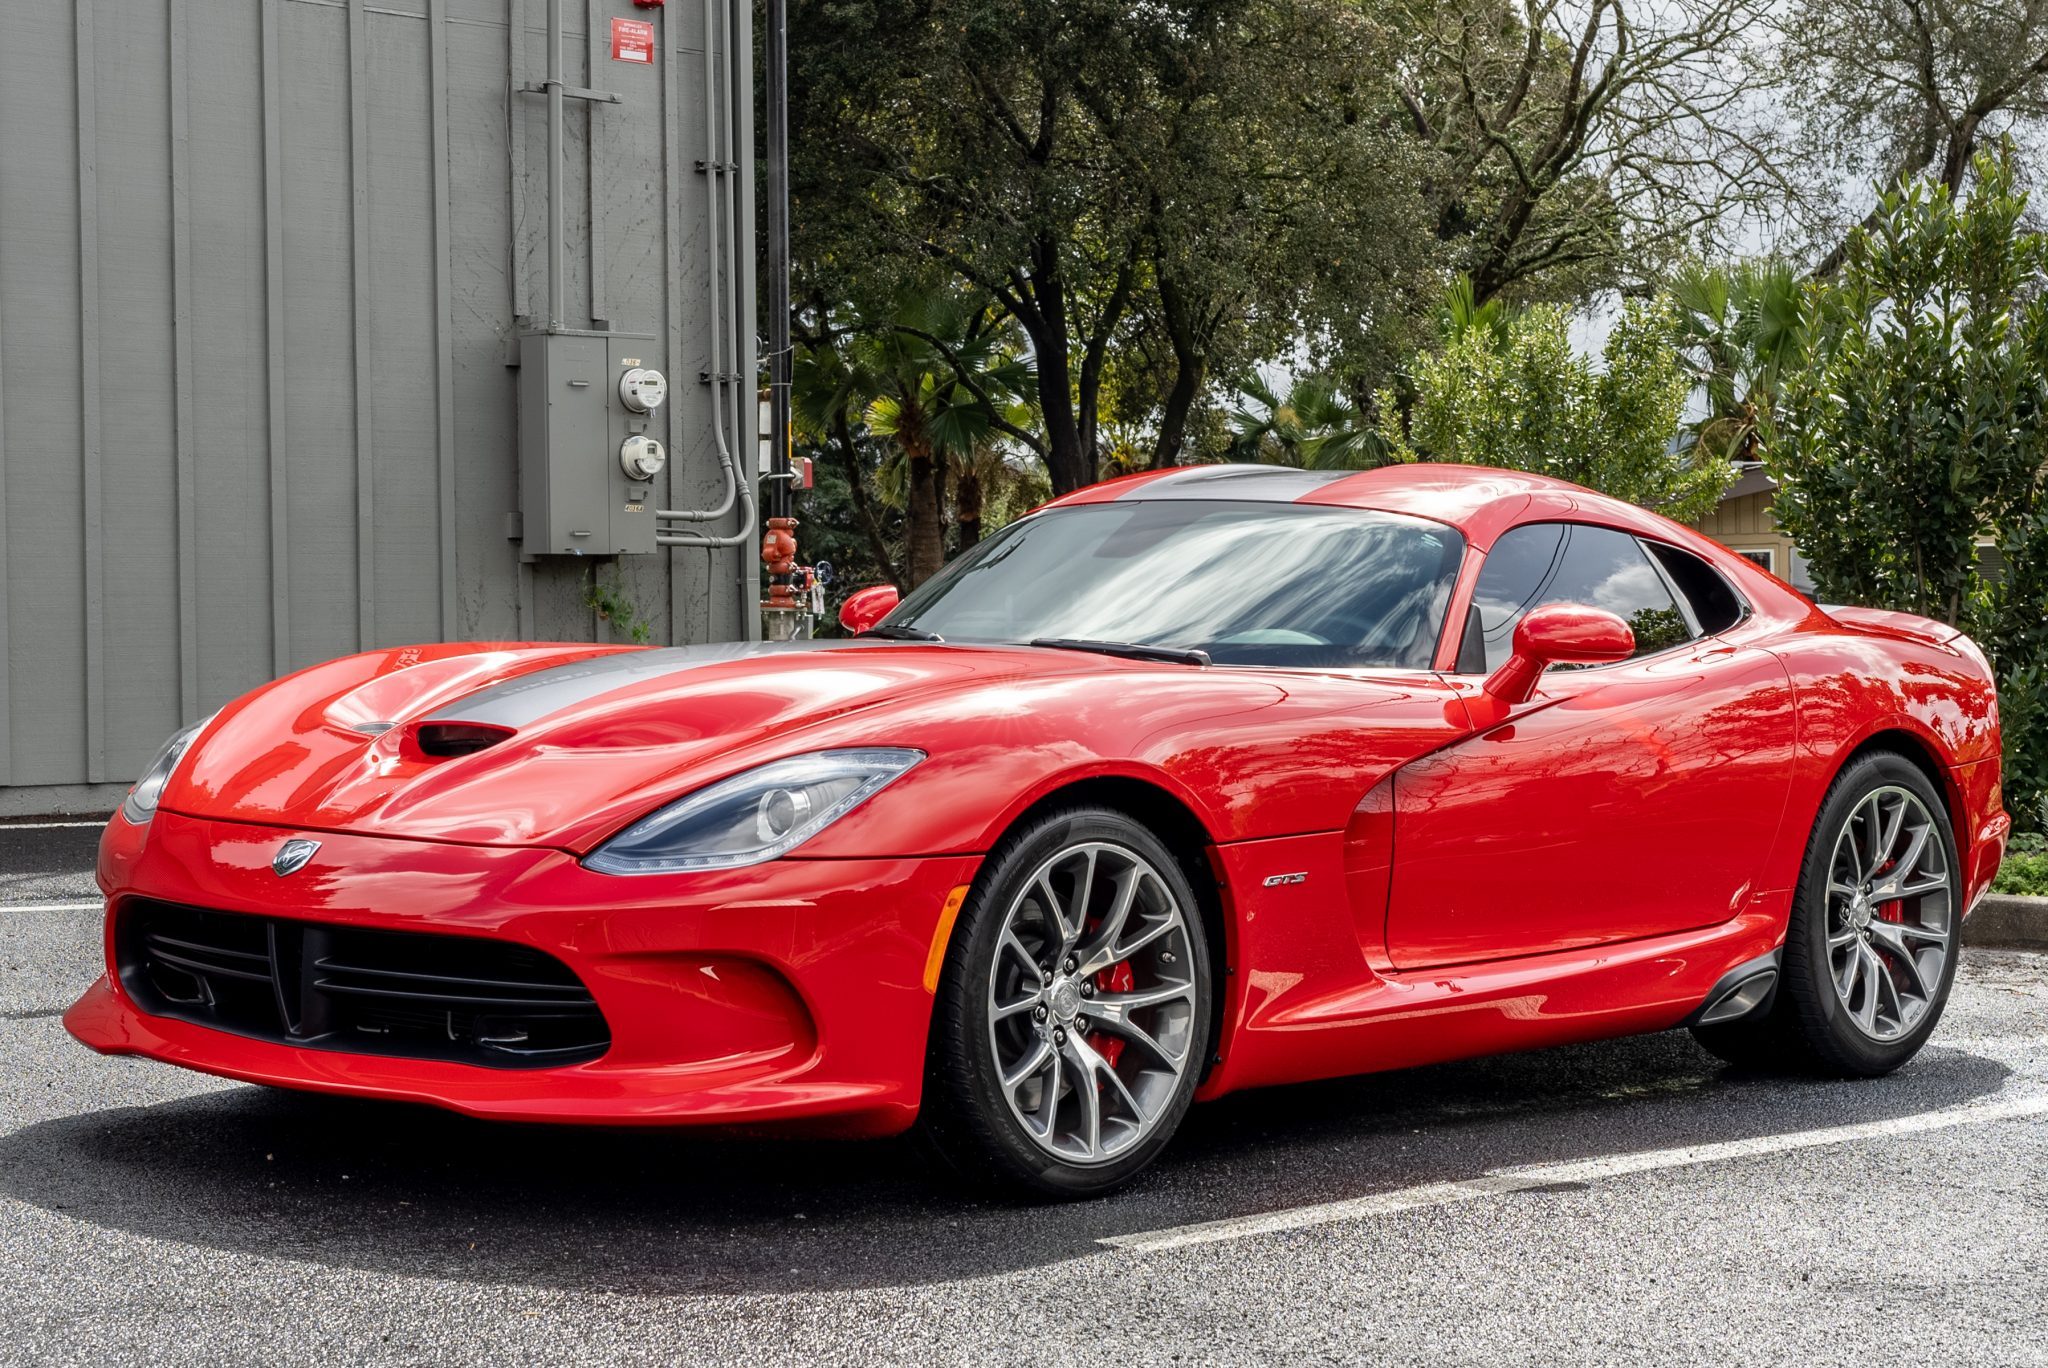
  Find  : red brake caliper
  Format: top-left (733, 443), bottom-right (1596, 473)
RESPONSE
top-left (1093, 960), bottom-right (1135, 1069)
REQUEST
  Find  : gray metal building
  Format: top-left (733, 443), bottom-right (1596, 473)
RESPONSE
top-left (0, 0), bottom-right (759, 815)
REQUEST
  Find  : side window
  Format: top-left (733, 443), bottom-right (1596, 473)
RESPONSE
top-left (1461, 523), bottom-right (1694, 672)
top-left (1643, 540), bottom-right (1746, 635)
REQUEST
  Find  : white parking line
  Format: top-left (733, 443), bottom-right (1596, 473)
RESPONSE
top-left (1102, 1092), bottom-right (2048, 1253)
top-left (0, 820), bottom-right (106, 830)
top-left (1, 901), bottom-right (103, 913)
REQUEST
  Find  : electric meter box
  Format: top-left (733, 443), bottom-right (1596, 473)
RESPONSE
top-left (516, 331), bottom-right (666, 557)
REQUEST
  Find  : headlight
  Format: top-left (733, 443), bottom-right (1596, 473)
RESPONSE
top-left (583, 748), bottom-right (924, 875)
top-left (121, 714), bottom-right (213, 824)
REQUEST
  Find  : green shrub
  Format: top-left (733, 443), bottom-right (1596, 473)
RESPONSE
top-left (1769, 151), bottom-right (2048, 835)
top-left (1994, 850), bottom-right (2048, 897)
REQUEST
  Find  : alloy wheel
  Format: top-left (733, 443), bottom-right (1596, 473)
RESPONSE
top-left (1824, 784), bottom-right (1953, 1043)
top-left (985, 841), bottom-right (1199, 1165)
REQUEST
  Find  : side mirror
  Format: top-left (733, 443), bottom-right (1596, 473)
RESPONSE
top-left (838, 584), bottom-right (901, 635)
top-left (1482, 602), bottom-right (1635, 704)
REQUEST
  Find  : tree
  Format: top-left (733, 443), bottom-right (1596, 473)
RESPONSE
top-left (1387, 0), bottom-right (1788, 303)
top-left (1667, 258), bottom-right (1807, 464)
top-left (1127, 3), bottom-right (1440, 466)
top-left (1769, 150), bottom-right (2048, 828)
top-left (1378, 291), bottom-right (1731, 521)
top-left (1781, 0), bottom-right (2048, 274)
top-left (792, 289), bottom-right (1035, 587)
top-left (1226, 373), bottom-right (1389, 469)
top-left (792, 0), bottom-right (1445, 491)
top-left (791, 0), bottom-right (1169, 494)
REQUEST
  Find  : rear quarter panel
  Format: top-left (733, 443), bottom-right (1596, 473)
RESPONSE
top-left (1767, 618), bottom-right (2006, 910)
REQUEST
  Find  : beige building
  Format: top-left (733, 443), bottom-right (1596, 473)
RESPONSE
top-left (1689, 466), bottom-right (1811, 590)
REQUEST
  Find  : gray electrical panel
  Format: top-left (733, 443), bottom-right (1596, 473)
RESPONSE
top-left (516, 333), bottom-right (666, 558)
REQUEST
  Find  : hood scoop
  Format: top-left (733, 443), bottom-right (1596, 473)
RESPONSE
top-left (411, 721), bottom-right (517, 759)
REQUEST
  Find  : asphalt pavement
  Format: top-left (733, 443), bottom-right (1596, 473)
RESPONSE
top-left (2, 821), bottom-right (2044, 1365)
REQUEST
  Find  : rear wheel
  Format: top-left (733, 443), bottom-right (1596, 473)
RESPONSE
top-left (921, 807), bottom-right (1212, 1198)
top-left (1692, 751), bottom-right (1960, 1075)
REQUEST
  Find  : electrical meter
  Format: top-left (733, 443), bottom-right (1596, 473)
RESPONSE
top-left (618, 367), bottom-right (668, 413)
top-left (620, 435), bottom-right (667, 480)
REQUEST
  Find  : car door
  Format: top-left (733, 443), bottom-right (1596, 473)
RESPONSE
top-left (1382, 522), bottom-right (1797, 969)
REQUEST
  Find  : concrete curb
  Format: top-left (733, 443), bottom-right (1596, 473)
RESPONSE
top-left (1965, 894), bottom-right (2048, 951)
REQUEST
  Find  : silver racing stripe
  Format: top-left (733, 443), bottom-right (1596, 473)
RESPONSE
top-left (1114, 465), bottom-right (1357, 501)
top-left (425, 638), bottom-right (873, 730)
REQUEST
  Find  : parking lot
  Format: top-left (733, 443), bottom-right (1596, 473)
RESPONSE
top-left (3, 821), bottom-right (2045, 1365)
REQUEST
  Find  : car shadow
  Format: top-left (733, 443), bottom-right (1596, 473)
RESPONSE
top-left (0, 1030), bottom-right (2011, 1295)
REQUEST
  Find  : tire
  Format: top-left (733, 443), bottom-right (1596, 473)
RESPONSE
top-left (920, 806), bottom-right (1213, 1198)
top-left (1692, 750), bottom-right (1961, 1076)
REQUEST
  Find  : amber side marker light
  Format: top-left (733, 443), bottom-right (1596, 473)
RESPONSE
top-left (923, 885), bottom-right (973, 992)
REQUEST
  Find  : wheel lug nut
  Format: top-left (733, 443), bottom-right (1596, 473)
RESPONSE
top-left (1080, 983), bottom-right (1094, 997)
top-left (1063, 956), bottom-right (1077, 974)
top-left (1033, 1005), bottom-right (1048, 1021)
top-left (1053, 1028), bottom-right (1066, 1044)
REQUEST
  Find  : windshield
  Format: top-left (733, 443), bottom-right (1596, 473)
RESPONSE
top-left (887, 499), bottom-right (1465, 669)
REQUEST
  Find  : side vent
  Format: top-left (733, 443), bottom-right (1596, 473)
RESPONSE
top-left (411, 721), bottom-right (517, 758)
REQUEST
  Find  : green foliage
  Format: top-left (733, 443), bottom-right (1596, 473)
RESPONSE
top-left (1389, 0), bottom-right (1782, 303)
top-left (1377, 290), bottom-right (1731, 523)
top-left (1769, 153), bottom-right (2046, 625)
top-left (1226, 374), bottom-right (1390, 470)
top-left (1769, 150), bottom-right (2048, 831)
top-left (584, 567), bottom-right (654, 645)
top-left (793, 288), bottom-right (1038, 586)
top-left (1667, 259), bottom-right (1808, 465)
top-left (791, 0), bottom-right (1450, 490)
top-left (1994, 844), bottom-right (2048, 898)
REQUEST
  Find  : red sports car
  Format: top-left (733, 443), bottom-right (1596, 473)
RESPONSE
top-left (66, 464), bottom-right (2009, 1195)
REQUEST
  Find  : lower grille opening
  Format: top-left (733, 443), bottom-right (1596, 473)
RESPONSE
top-left (118, 900), bottom-right (610, 1069)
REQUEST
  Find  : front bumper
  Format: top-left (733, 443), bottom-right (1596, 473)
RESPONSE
top-left (65, 810), bottom-right (978, 1135)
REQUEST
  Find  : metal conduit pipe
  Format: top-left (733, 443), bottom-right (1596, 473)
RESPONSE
top-left (656, 0), bottom-right (756, 553)
top-left (654, 0), bottom-right (743, 526)
top-left (544, 0), bottom-right (565, 330)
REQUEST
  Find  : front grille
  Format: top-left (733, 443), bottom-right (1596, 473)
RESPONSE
top-left (117, 900), bottom-right (610, 1069)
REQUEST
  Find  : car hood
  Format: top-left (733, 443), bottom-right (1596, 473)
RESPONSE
top-left (162, 639), bottom-right (1112, 849)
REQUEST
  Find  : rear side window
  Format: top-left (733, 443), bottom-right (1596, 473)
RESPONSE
top-left (1644, 540), bottom-right (1746, 635)
top-left (1459, 522), bottom-right (1694, 672)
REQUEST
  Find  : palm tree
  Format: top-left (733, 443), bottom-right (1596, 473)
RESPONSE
top-left (798, 290), bottom-right (1036, 587)
top-left (1668, 260), bottom-right (1806, 465)
top-left (1439, 273), bottom-right (1516, 347)
top-left (1226, 372), bottom-right (1387, 469)
top-left (792, 308), bottom-right (904, 589)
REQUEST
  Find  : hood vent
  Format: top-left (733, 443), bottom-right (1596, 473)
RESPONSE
top-left (411, 721), bottom-right (517, 758)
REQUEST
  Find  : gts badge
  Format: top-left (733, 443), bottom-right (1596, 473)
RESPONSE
top-left (1262, 871), bottom-right (1308, 887)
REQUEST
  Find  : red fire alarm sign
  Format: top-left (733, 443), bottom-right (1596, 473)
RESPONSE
top-left (611, 17), bottom-right (654, 63)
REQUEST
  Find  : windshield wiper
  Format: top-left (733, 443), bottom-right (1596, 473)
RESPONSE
top-left (1028, 638), bottom-right (1210, 666)
top-left (859, 623), bottom-right (943, 641)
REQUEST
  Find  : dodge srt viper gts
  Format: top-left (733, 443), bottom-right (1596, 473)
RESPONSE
top-left (66, 464), bottom-right (2009, 1195)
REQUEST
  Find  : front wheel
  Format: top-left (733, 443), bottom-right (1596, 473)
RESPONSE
top-left (921, 807), bottom-right (1212, 1198)
top-left (1692, 750), bottom-right (1960, 1076)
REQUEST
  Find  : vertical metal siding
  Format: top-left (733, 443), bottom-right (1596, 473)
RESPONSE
top-left (0, 4), bottom-right (89, 787)
top-left (75, 0), bottom-right (108, 783)
top-left (0, 218), bottom-right (9, 790)
top-left (0, 0), bottom-right (756, 807)
top-left (428, 0), bottom-right (458, 637)
top-left (169, 0), bottom-right (202, 719)
top-left (261, 0), bottom-right (292, 679)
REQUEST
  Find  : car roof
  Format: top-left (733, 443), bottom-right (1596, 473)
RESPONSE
top-left (1041, 463), bottom-right (1692, 551)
